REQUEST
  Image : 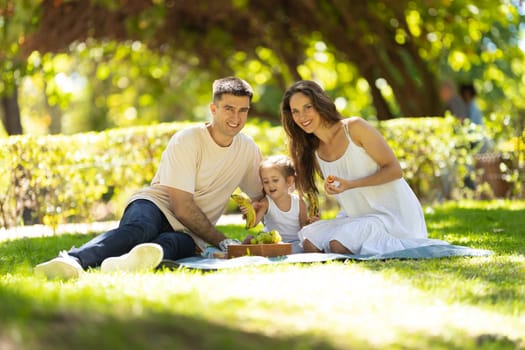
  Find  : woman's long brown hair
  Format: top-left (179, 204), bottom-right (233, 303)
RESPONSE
top-left (280, 80), bottom-right (342, 194)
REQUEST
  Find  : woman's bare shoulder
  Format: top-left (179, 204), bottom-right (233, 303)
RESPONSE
top-left (343, 116), bottom-right (367, 127)
top-left (343, 117), bottom-right (377, 146)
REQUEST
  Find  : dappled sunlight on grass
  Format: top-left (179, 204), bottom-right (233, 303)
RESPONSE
top-left (425, 200), bottom-right (525, 255)
top-left (449, 199), bottom-right (525, 211)
top-left (4, 261), bottom-right (524, 349)
top-left (1, 200), bottom-right (525, 349)
top-left (362, 256), bottom-right (525, 315)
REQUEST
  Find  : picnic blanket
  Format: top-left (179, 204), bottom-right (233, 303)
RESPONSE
top-left (160, 244), bottom-right (493, 271)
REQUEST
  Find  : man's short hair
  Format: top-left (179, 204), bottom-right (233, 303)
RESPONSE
top-left (212, 77), bottom-right (253, 103)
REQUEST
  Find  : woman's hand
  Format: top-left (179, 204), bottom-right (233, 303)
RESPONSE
top-left (324, 175), bottom-right (352, 195)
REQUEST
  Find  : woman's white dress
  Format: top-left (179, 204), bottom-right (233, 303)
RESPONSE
top-left (298, 123), bottom-right (448, 255)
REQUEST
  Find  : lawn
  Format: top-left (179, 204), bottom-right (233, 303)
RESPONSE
top-left (1, 200), bottom-right (524, 350)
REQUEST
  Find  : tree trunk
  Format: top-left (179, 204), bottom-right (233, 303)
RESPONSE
top-left (1, 86), bottom-right (23, 135)
top-left (360, 68), bottom-right (393, 120)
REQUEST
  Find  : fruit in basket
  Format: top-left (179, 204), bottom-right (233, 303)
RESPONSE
top-left (231, 193), bottom-right (256, 229)
top-left (269, 230), bottom-right (282, 243)
top-left (246, 230), bottom-right (282, 244)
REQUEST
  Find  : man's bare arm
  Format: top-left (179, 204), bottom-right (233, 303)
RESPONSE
top-left (163, 186), bottom-right (227, 247)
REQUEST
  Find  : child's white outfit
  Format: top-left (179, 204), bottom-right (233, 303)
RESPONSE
top-left (298, 122), bottom-right (448, 255)
top-left (263, 193), bottom-right (303, 253)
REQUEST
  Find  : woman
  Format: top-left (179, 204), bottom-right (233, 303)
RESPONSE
top-left (281, 80), bottom-right (447, 255)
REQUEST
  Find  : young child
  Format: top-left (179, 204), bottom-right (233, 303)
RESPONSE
top-left (246, 155), bottom-right (315, 253)
top-left (203, 155), bottom-right (317, 258)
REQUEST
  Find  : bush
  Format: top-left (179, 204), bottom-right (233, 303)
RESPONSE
top-left (0, 117), bottom-right (482, 229)
top-left (377, 116), bottom-right (480, 202)
top-left (0, 122), bottom-right (188, 229)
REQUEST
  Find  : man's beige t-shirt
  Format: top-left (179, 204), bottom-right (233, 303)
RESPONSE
top-left (128, 123), bottom-right (263, 252)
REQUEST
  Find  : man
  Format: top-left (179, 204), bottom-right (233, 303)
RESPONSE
top-left (35, 77), bottom-right (263, 279)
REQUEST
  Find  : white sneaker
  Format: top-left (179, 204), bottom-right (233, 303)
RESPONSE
top-left (34, 251), bottom-right (84, 280)
top-left (100, 243), bottom-right (163, 273)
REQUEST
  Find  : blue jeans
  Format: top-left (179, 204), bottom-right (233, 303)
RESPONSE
top-left (69, 199), bottom-right (196, 269)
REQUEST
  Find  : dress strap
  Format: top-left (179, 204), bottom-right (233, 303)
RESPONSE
top-left (342, 121), bottom-right (351, 141)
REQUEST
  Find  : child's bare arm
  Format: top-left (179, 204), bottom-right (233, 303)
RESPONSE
top-left (298, 197), bottom-right (309, 227)
top-left (253, 197), bottom-right (268, 227)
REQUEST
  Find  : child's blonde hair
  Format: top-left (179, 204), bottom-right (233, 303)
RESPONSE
top-left (259, 155), bottom-right (296, 179)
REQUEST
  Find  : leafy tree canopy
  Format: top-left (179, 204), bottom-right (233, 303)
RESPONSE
top-left (0, 0), bottom-right (524, 142)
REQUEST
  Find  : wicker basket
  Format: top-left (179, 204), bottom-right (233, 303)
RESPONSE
top-left (474, 152), bottom-right (513, 197)
top-left (228, 243), bottom-right (292, 258)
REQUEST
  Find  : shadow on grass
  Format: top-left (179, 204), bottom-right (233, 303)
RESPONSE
top-left (392, 328), bottom-right (522, 350)
top-left (0, 282), bottom-right (521, 350)
top-left (0, 282), bottom-right (337, 350)
top-left (0, 237), bottom-right (524, 347)
top-left (1, 204), bottom-right (524, 349)
top-left (0, 234), bottom-right (345, 349)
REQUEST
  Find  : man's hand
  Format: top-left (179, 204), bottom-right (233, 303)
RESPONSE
top-left (202, 247), bottom-right (227, 259)
top-left (218, 238), bottom-right (242, 252)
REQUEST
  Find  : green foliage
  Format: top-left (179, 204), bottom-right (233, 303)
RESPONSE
top-left (419, 1), bottom-right (525, 144)
top-left (0, 1), bottom-right (41, 92)
top-left (377, 116), bottom-right (482, 201)
top-left (1, 117), bottom-right (505, 229)
top-left (1, 0), bottom-right (524, 143)
top-left (242, 119), bottom-right (287, 156)
top-left (19, 41), bottom-right (215, 134)
top-left (0, 201), bottom-right (524, 349)
top-left (0, 122), bottom-right (189, 229)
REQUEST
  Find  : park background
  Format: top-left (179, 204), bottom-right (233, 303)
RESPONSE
top-left (1, 0), bottom-right (524, 230)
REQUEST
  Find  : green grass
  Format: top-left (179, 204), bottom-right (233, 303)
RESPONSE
top-left (1, 200), bottom-right (524, 350)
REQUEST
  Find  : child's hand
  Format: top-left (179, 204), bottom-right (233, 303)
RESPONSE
top-left (239, 205), bottom-right (249, 216)
top-left (252, 200), bottom-right (263, 211)
top-left (306, 215), bottom-right (320, 225)
top-left (239, 200), bottom-right (262, 218)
